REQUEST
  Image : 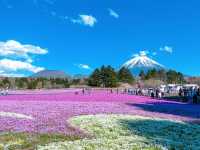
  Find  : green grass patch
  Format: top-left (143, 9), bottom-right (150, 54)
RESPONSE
top-left (0, 132), bottom-right (81, 150)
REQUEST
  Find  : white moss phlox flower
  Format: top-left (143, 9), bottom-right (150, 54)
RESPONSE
top-left (38, 114), bottom-right (200, 150)
top-left (0, 111), bottom-right (34, 120)
top-left (38, 115), bottom-right (168, 150)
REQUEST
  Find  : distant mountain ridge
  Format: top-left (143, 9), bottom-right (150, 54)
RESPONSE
top-left (31, 70), bottom-right (69, 78)
top-left (122, 53), bottom-right (165, 75)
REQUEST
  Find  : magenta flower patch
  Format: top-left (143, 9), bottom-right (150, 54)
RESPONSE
top-left (0, 89), bottom-right (199, 136)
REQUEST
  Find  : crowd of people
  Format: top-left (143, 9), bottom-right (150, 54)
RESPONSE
top-left (0, 87), bottom-right (9, 96)
top-left (77, 86), bottom-right (200, 104)
top-left (178, 88), bottom-right (200, 104)
top-left (77, 88), bottom-right (165, 99)
top-left (2, 84), bottom-right (199, 103)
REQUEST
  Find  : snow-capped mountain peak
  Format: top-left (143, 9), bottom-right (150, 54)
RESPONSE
top-left (122, 52), bottom-right (164, 75)
top-left (123, 54), bottom-right (164, 68)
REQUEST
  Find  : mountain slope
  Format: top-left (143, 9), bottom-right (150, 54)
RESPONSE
top-left (122, 53), bottom-right (165, 75)
top-left (31, 70), bottom-right (70, 78)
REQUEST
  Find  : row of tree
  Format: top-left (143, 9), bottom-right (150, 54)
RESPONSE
top-left (0, 67), bottom-right (186, 89)
top-left (88, 66), bottom-right (134, 87)
top-left (139, 69), bottom-right (185, 84)
top-left (0, 77), bottom-right (70, 89)
top-left (88, 66), bottom-right (186, 88)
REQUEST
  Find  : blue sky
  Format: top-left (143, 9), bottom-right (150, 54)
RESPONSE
top-left (0, 0), bottom-right (200, 76)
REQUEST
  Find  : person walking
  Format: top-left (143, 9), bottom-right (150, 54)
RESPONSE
top-left (82, 88), bottom-right (85, 95)
top-left (197, 88), bottom-right (200, 96)
top-left (110, 89), bottom-right (113, 94)
top-left (193, 93), bottom-right (198, 104)
top-left (151, 90), bottom-right (155, 98)
top-left (156, 89), bottom-right (159, 99)
top-left (179, 88), bottom-right (183, 97)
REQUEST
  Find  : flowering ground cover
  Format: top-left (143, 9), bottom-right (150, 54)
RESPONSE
top-left (39, 114), bottom-right (200, 150)
top-left (0, 89), bottom-right (200, 149)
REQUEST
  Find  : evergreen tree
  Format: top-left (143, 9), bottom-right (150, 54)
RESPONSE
top-left (88, 68), bottom-right (101, 87)
top-left (157, 69), bottom-right (167, 81)
top-left (27, 79), bottom-right (38, 89)
top-left (166, 70), bottom-right (185, 84)
top-left (63, 78), bottom-right (70, 88)
top-left (88, 66), bottom-right (118, 87)
top-left (15, 78), bottom-right (25, 89)
top-left (2, 77), bottom-right (11, 88)
top-left (177, 72), bottom-right (185, 84)
top-left (145, 69), bottom-right (157, 80)
top-left (117, 67), bottom-right (134, 84)
top-left (103, 65), bottom-right (118, 87)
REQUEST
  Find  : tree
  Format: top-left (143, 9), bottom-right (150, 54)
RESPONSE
top-left (15, 78), bottom-right (28, 89)
top-left (27, 79), bottom-right (38, 89)
top-left (88, 68), bottom-right (101, 87)
top-left (2, 78), bottom-right (11, 88)
top-left (47, 78), bottom-right (70, 88)
top-left (102, 65), bottom-right (118, 87)
top-left (177, 72), bottom-right (185, 84)
top-left (166, 70), bottom-right (185, 84)
top-left (88, 66), bottom-right (118, 87)
top-left (117, 67), bottom-right (134, 84)
top-left (157, 69), bottom-right (167, 81)
top-left (63, 78), bottom-right (70, 88)
top-left (140, 69), bottom-right (167, 82)
top-left (71, 79), bottom-right (81, 85)
top-left (145, 69), bottom-right (157, 80)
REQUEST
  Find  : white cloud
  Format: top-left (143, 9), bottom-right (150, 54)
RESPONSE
top-left (133, 50), bottom-right (159, 57)
top-left (108, 8), bottom-right (119, 18)
top-left (80, 15), bottom-right (97, 27)
top-left (139, 50), bottom-right (149, 56)
top-left (0, 72), bottom-right (25, 77)
top-left (160, 46), bottom-right (173, 53)
top-left (0, 40), bottom-right (48, 54)
top-left (0, 40), bottom-right (47, 76)
top-left (0, 40), bottom-right (48, 62)
top-left (132, 50), bottom-right (149, 57)
top-left (71, 15), bottom-right (97, 27)
top-left (76, 64), bottom-right (91, 70)
top-left (0, 59), bottom-right (45, 73)
top-left (133, 54), bottom-right (139, 57)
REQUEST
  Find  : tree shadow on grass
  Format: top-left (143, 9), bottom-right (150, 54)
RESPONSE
top-left (119, 118), bottom-right (200, 149)
top-left (127, 102), bottom-right (200, 119)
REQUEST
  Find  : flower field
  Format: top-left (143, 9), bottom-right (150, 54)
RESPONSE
top-left (0, 89), bottom-right (200, 149)
top-left (40, 114), bottom-right (200, 150)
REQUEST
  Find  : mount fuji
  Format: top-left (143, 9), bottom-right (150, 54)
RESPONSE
top-left (122, 52), bottom-right (165, 75)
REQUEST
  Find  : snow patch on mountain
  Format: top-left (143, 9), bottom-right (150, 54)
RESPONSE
top-left (122, 51), bottom-right (165, 75)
